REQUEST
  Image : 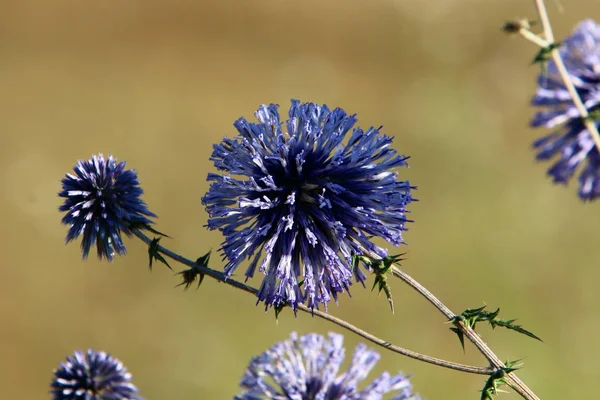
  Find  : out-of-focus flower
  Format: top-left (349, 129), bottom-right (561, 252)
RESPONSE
top-left (531, 19), bottom-right (600, 200)
top-left (203, 100), bottom-right (414, 310)
top-left (59, 154), bottom-right (156, 260)
top-left (51, 349), bottom-right (141, 400)
top-left (235, 332), bottom-right (419, 400)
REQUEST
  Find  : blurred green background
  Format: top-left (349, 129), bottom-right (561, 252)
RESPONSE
top-left (2, 0), bottom-right (600, 398)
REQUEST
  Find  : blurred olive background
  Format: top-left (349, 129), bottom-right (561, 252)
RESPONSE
top-left (2, 0), bottom-right (600, 398)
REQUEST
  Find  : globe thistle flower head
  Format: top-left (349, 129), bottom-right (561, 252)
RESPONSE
top-left (203, 100), bottom-right (414, 310)
top-left (51, 349), bottom-right (141, 400)
top-left (235, 332), bottom-right (419, 400)
top-left (531, 19), bottom-right (600, 200)
top-left (59, 154), bottom-right (156, 260)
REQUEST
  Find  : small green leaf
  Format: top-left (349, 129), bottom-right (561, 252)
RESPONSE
top-left (460, 305), bottom-right (487, 319)
top-left (195, 251), bottom-right (211, 269)
top-left (532, 42), bottom-right (561, 80)
top-left (176, 268), bottom-right (203, 290)
top-left (481, 376), bottom-right (507, 400)
top-left (451, 305), bottom-right (542, 343)
top-left (585, 108), bottom-right (600, 123)
top-left (532, 42), bottom-right (561, 64)
top-left (273, 303), bottom-right (286, 320)
top-left (371, 269), bottom-right (394, 313)
top-left (358, 253), bottom-right (405, 313)
top-left (450, 326), bottom-right (465, 351)
top-left (129, 222), bottom-right (171, 238)
top-left (490, 319), bottom-right (543, 342)
top-left (176, 251), bottom-right (211, 290)
top-left (480, 361), bottom-right (522, 400)
top-left (352, 253), bottom-right (406, 312)
top-left (503, 359), bottom-right (523, 373)
top-left (148, 237), bottom-right (172, 270)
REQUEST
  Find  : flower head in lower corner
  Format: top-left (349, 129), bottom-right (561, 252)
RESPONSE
top-left (51, 349), bottom-right (141, 400)
top-left (59, 154), bottom-right (156, 260)
top-left (236, 332), bottom-right (420, 400)
top-left (531, 19), bottom-right (600, 200)
top-left (202, 100), bottom-right (414, 310)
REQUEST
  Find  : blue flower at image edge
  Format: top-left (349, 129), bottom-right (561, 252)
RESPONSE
top-left (51, 349), bottom-right (141, 400)
top-left (236, 332), bottom-right (420, 400)
top-left (531, 19), bottom-right (600, 200)
top-left (202, 100), bottom-right (415, 310)
top-left (59, 154), bottom-right (156, 260)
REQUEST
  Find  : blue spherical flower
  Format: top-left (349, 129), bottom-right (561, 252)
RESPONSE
top-left (59, 154), bottom-right (156, 260)
top-left (202, 100), bottom-right (414, 310)
top-left (235, 332), bottom-right (419, 400)
top-left (531, 19), bottom-right (600, 200)
top-left (51, 349), bottom-right (141, 400)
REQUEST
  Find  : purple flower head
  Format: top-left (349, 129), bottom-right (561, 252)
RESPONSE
top-left (51, 349), bottom-right (141, 400)
top-left (203, 100), bottom-right (414, 310)
top-left (59, 154), bottom-right (156, 260)
top-left (235, 332), bottom-right (419, 400)
top-left (531, 19), bottom-right (600, 200)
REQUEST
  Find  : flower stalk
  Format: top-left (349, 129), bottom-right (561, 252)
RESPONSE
top-left (133, 228), bottom-right (491, 375)
top-left (391, 267), bottom-right (540, 400)
top-left (516, 2), bottom-right (600, 153)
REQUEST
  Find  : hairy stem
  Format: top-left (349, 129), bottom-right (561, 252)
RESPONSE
top-left (392, 267), bottom-right (540, 400)
top-left (133, 229), bottom-right (491, 375)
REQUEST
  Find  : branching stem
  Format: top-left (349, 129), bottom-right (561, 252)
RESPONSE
top-left (518, 0), bottom-right (600, 153)
top-left (391, 267), bottom-right (539, 400)
top-left (133, 229), bottom-right (491, 375)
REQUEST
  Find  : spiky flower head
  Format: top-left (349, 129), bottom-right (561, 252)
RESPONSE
top-left (51, 349), bottom-right (141, 400)
top-left (59, 154), bottom-right (156, 260)
top-left (236, 332), bottom-right (419, 400)
top-left (203, 100), bottom-right (414, 310)
top-left (531, 19), bottom-right (600, 200)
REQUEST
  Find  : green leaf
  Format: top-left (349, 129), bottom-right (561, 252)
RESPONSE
top-left (480, 362), bottom-right (522, 400)
top-left (148, 237), bottom-right (172, 271)
top-left (450, 326), bottom-right (465, 351)
top-left (490, 319), bottom-right (543, 342)
top-left (532, 42), bottom-right (561, 64)
top-left (176, 251), bottom-right (211, 290)
top-left (129, 222), bottom-right (171, 238)
top-left (195, 251), bottom-right (211, 269)
top-left (532, 42), bottom-right (561, 79)
top-left (453, 305), bottom-right (488, 329)
top-left (176, 268), bottom-right (203, 290)
top-left (358, 253), bottom-right (405, 313)
top-left (273, 303), bottom-right (286, 320)
top-left (503, 359), bottom-right (523, 373)
top-left (585, 108), bottom-right (600, 123)
top-left (451, 305), bottom-right (542, 343)
top-left (371, 269), bottom-right (394, 313)
top-left (481, 375), bottom-right (507, 400)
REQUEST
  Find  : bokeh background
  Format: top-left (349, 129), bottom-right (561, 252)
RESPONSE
top-left (2, 0), bottom-right (600, 398)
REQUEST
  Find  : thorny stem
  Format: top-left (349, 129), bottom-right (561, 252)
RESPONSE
top-left (392, 267), bottom-right (540, 400)
top-left (518, 0), bottom-right (600, 154)
top-left (133, 229), bottom-right (491, 375)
